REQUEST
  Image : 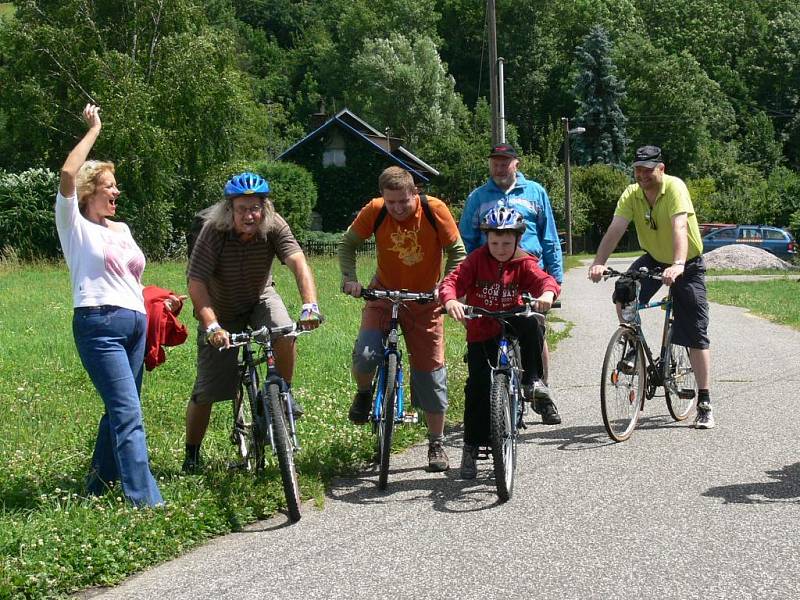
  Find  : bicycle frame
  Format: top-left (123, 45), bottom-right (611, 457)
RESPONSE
top-left (623, 291), bottom-right (674, 395)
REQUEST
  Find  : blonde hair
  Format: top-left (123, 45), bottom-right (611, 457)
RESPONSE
top-left (199, 197), bottom-right (275, 238)
top-left (378, 166), bottom-right (415, 193)
top-left (76, 160), bottom-right (115, 210)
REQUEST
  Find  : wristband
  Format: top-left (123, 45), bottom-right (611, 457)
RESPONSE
top-left (301, 303), bottom-right (319, 313)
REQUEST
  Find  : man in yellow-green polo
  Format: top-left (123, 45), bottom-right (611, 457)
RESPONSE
top-left (588, 145), bottom-right (714, 429)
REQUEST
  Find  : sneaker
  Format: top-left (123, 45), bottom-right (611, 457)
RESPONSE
top-left (181, 455), bottom-right (201, 474)
top-left (618, 346), bottom-right (638, 375)
top-left (348, 391), bottom-right (372, 425)
top-left (535, 399), bottom-right (562, 425)
top-left (459, 444), bottom-right (478, 479)
top-left (533, 380), bottom-right (552, 401)
top-left (286, 390), bottom-right (304, 419)
top-left (427, 440), bottom-right (449, 472)
top-left (694, 402), bottom-right (715, 429)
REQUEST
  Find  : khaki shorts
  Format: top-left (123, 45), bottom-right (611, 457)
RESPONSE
top-left (190, 289), bottom-right (292, 404)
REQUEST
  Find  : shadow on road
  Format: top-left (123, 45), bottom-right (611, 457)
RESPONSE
top-left (327, 461), bottom-right (507, 514)
top-left (703, 462), bottom-right (800, 505)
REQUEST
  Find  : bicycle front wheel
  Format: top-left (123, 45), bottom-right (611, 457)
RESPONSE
top-left (233, 369), bottom-right (265, 471)
top-left (267, 383), bottom-right (302, 522)
top-left (489, 372), bottom-right (516, 502)
top-left (663, 327), bottom-right (697, 421)
top-left (601, 327), bottom-right (645, 442)
top-left (377, 354), bottom-right (397, 491)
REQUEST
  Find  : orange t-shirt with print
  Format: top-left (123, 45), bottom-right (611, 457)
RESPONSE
top-left (350, 195), bottom-right (460, 292)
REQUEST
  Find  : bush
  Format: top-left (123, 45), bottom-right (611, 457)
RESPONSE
top-left (0, 168), bottom-right (60, 260)
top-left (191, 160), bottom-right (317, 236)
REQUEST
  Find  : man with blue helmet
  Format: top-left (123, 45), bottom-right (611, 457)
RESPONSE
top-left (460, 144), bottom-right (563, 422)
top-left (183, 172), bottom-right (322, 472)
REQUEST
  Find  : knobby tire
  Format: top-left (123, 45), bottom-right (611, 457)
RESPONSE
top-left (268, 383), bottom-right (302, 522)
top-left (489, 372), bottom-right (515, 502)
top-left (377, 353), bottom-right (397, 490)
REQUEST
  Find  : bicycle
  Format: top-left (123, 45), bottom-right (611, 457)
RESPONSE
top-left (228, 322), bottom-right (314, 522)
top-left (599, 267), bottom-right (698, 442)
top-left (358, 288), bottom-right (432, 490)
top-left (452, 298), bottom-right (553, 502)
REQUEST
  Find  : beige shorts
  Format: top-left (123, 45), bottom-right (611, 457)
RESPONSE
top-left (190, 289), bottom-right (292, 404)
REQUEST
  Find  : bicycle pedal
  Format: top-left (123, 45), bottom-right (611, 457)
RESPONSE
top-left (402, 411), bottom-right (419, 424)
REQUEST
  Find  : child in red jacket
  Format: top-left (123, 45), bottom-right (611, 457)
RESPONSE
top-left (438, 206), bottom-right (560, 479)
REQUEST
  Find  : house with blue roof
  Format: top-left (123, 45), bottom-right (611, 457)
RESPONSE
top-left (278, 108), bottom-right (439, 231)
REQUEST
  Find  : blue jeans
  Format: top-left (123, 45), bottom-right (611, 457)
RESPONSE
top-left (73, 306), bottom-right (163, 507)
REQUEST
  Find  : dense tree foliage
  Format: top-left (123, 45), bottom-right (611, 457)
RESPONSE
top-left (1, 0), bottom-right (799, 260)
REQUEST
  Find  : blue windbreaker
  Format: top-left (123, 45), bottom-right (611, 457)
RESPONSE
top-left (459, 172), bottom-right (563, 283)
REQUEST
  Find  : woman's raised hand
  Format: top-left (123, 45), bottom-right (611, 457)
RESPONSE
top-left (82, 103), bottom-right (102, 130)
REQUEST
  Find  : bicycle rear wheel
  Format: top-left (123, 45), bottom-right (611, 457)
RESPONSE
top-left (267, 383), bottom-right (302, 521)
top-left (601, 327), bottom-right (645, 442)
top-left (233, 368), bottom-right (265, 471)
top-left (663, 327), bottom-right (697, 421)
top-left (489, 372), bottom-right (516, 502)
top-left (377, 354), bottom-right (397, 490)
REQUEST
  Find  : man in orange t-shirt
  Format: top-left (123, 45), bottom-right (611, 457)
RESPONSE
top-left (339, 166), bottom-right (466, 472)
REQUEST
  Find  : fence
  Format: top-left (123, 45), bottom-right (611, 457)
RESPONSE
top-left (300, 240), bottom-right (376, 256)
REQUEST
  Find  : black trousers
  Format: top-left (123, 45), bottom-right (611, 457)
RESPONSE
top-left (463, 316), bottom-right (544, 446)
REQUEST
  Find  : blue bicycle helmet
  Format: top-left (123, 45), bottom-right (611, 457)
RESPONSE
top-left (480, 206), bottom-right (525, 234)
top-left (224, 172), bottom-right (270, 198)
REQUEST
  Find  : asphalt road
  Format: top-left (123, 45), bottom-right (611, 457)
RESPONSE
top-left (84, 257), bottom-right (800, 600)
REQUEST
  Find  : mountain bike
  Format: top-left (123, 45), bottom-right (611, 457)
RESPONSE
top-left (359, 288), bottom-right (432, 490)
top-left (600, 267), bottom-right (698, 442)
top-left (454, 298), bottom-right (554, 502)
top-left (228, 323), bottom-right (314, 522)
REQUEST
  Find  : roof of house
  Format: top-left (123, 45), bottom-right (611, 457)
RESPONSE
top-left (277, 108), bottom-right (439, 182)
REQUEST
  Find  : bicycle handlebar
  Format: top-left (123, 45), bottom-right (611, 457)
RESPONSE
top-left (602, 266), bottom-right (663, 282)
top-left (359, 288), bottom-right (436, 304)
top-left (228, 322), bottom-right (313, 347)
top-left (460, 299), bottom-right (560, 320)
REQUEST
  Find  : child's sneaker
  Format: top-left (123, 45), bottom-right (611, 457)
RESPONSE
top-left (459, 444), bottom-right (478, 479)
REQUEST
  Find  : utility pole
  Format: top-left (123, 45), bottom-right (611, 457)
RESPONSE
top-left (488, 0), bottom-right (498, 145)
top-left (562, 117), bottom-right (585, 255)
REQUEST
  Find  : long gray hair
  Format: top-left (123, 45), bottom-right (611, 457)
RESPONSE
top-left (198, 196), bottom-right (275, 238)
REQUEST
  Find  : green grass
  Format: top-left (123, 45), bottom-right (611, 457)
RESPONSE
top-left (706, 268), bottom-right (799, 276)
top-left (707, 278), bottom-right (800, 329)
top-left (0, 3), bottom-right (14, 18)
top-left (0, 256), bottom-right (567, 598)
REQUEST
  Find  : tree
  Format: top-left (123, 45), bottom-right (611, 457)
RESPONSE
top-left (348, 33), bottom-right (468, 147)
top-left (572, 25), bottom-right (628, 167)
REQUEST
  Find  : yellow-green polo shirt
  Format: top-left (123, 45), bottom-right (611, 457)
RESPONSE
top-left (614, 174), bottom-right (704, 264)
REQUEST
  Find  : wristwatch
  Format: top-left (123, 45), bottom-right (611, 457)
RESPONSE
top-left (205, 322), bottom-right (222, 343)
top-left (673, 260), bottom-right (685, 266)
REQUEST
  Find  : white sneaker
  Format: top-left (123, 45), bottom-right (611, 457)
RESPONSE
top-left (694, 402), bottom-right (715, 429)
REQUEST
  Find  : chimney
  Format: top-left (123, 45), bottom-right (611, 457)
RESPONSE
top-left (310, 100), bottom-right (328, 130)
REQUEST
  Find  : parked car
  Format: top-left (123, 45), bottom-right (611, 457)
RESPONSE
top-left (702, 225), bottom-right (797, 260)
top-left (699, 222), bottom-right (735, 237)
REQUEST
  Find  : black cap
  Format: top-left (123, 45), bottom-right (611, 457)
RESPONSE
top-left (488, 143), bottom-right (518, 159)
top-left (632, 145), bottom-right (663, 168)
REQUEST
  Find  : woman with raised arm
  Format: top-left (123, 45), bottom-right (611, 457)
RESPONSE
top-left (56, 103), bottom-right (164, 507)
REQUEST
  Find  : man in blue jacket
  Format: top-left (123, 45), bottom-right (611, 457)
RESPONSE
top-left (459, 143), bottom-right (563, 424)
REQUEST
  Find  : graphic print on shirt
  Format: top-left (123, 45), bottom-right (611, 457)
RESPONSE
top-left (388, 227), bottom-right (423, 266)
top-left (102, 231), bottom-right (144, 283)
top-left (475, 278), bottom-right (520, 309)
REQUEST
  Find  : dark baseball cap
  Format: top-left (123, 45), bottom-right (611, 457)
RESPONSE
top-left (488, 143), bottom-right (518, 159)
top-left (632, 145), bottom-right (663, 168)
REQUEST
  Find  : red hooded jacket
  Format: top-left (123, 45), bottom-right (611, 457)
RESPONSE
top-left (438, 245), bottom-right (560, 343)
top-left (143, 285), bottom-right (188, 371)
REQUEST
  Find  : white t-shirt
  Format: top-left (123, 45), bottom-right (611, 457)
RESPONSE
top-left (55, 191), bottom-right (146, 313)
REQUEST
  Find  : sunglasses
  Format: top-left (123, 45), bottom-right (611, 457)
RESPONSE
top-left (644, 209), bottom-right (657, 230)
